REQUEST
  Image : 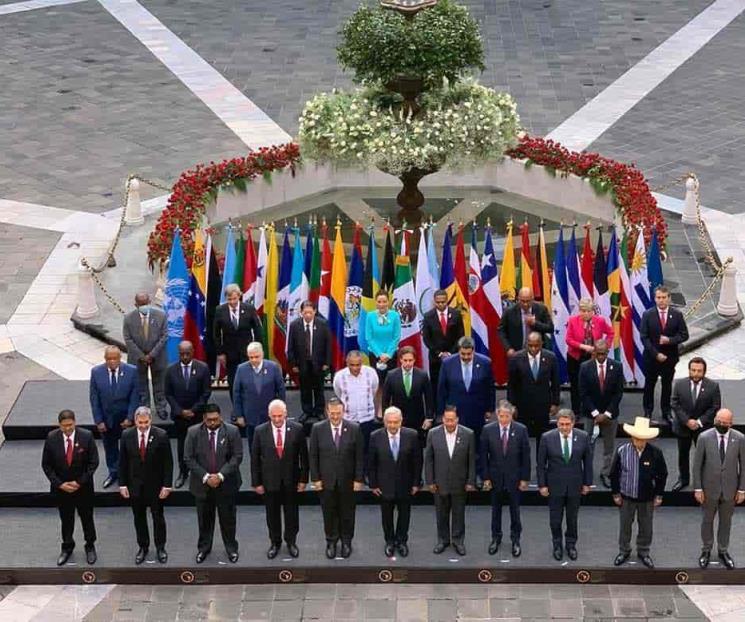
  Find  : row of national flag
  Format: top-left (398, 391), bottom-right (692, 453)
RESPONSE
top-left (163, 219), bottom-right (664, 386)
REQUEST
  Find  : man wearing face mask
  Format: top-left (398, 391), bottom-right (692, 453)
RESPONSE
top-left (123, 292), bottom-right (168, 420)
top-left (692, 408), bottom-right (745, 569)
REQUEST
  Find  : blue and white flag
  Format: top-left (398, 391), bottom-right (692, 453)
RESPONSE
top-left (163, 229), bottom-right (190, 363)
top-left (219, 225), bottom-right (237, 304)
top-left (288, 227), bottom-right (308, 329)
top-left (551, 228), bottom-right (570, 383)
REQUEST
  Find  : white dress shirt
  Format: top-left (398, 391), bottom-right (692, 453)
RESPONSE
top-left (63, 430), bottom-right (76, 451)
top-left (333, 366), bottom-right (379, 424)
top-left (272, 423), bottom-right (287, 448)
top-left (445, 426), bottom-right (458, 458)
top-left (388, 431), bottom-right (400, 451)
top-left (560, 432), bottom-right (573, 455)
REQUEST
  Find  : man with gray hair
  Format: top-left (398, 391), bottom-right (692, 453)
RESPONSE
top-left (212, 283), bottom-right (262, 398)
top-left (251, 399), bottom-right (308, 559)
top-left (118, 406), bottom-right (173, 564)
top-left (368, 406), bottom-right (422, 557)
top-left (233, 342), bottom-right (286, 451)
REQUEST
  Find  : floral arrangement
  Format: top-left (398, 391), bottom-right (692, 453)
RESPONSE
top-left (146, 143), bottom-right (300, 268)
top-left (337, 0), bottom-right (484, 88)
top-left (507, 135), bottom-right (667, 248)
top-left (298, 80), bottom-right (520, 177)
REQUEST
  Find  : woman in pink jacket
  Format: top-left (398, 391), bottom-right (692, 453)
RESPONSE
top-left (565, 298), bottom-right (614, 415)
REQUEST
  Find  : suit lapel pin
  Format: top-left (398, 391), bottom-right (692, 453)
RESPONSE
top-left (75, 443), bottom-right (79, 448)
top-left (263, 369), bottom-right (267, 375)
top-left (148, 436), bottom-right (153, 444)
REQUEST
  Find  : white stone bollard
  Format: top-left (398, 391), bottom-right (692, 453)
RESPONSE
top-left (681, 175), bottom-right (699, 225)
top-left (154, 262), bottom-right (167, 306)
top-left (124, 177), bottom-right (144, 225)
top-left (717, 260), bottom-right (739, 317)
top-left (76, 261), bottom-right (100, 319)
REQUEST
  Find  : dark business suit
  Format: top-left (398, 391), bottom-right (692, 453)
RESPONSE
top-left (42, 428), bottom-right (99, 553)
top-left (537, 428), bottom-right (593, 549)
top-left (185, 422), bottom-right (243, 555)
top-left (421, 307), bottom-right (464, 390)
top-left (578, 358), bottom-right (624, 478)
top-left (118, 426), bottom-right (173, 549)
top-left (309, 419), bottom-right (364, 546)
top-left (212, 301), bottom-right (262, 397)
top-left (640, 305), bottom-right (689, 418)
top-left (164, 360), bottom-right (212, 476)
top-left (670, 376), bottom-right (720, 484)
top-left (480, 421), bottom-right (531, 543)
top-left (382, 367), bottom-right (434, 446)
top-left (437, 353), bottom-right (495, 455)
top-left (507, 349), bottom-right (560, 457)
top-left (89, 363), bottom-right (139, 478)
top-left (368, 427), bottom-right (422, 546)
top-left (287, 316), bottom-right (331, 433)
top-left (251, 421), bottom-right (309, 546)
top-left (424, 424), bottom-right (476, 547)
top-left (499, 301), bottom-right (554, 352)
top-left (232, 360), bottom-right (286, 450)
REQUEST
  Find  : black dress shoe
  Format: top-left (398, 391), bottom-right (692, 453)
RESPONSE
top-left (638, 553), bottom-right (655, 568)
top-left (340, 543), bottom-right (352, 558)
top-left (614, 551), bottom-right (630, 566)
top-left (566, 546), bottom-right (578, 561)
top-left (553, 546), bottom-right (563, 561)
top-left (174, 473), bottom-right (187, 489)
top-left (488, 539), bottom-right (501, 555)
top-left (384, 544), bottom-right (395, 557)
top-left (512, 542), bottom-right (521, 558)
top-left (719, 551), bottom-right (736, 569)
top-left (699, 551), bottom-right (710, 569)
top-left (397, 543), bottom-right (409, 558)
top-left (156, 548), bottom-right (168, 564)
top-left (195, 551), bottom-right (208, 564)
top-left (57, 550), bottom-right (72, 566)
top-left (135, 547), bottom-right (148, 565)
top-left (228, 551), bottom-right (239, 563)
top-left (287, 543), bottom-right (299, 558)
top-left (326, 543), bottom-right (337, 559)
top-left (267, 544), bottom-right (280, 560)
top-left (86, 547), bottom-right (97, 565)
top-left (102, 475), bottom-right (116, 489)
top-left (600, 475), bottom-right (611, 489)
top-left (671, 479), bottom-right (688, 493)
top-left (454, 544), bottom-right (466, 556)
top-left (433, 542), bottom-right (448, 554)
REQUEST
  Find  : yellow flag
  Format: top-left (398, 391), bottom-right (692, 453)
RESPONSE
top-left (500, 222), bottom-right (516, 300)
top-left (192, 228), bottom-right (206, 292)
top-left (265, 225), bottom-right (279, 359)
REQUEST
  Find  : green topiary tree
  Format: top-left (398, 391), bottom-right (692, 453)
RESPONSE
top-left (298, 0), bottom-right (521, 223)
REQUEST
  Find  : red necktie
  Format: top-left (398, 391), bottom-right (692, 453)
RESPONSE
top-left (599, 363), bottom-right (605, 391)
top-left (659, 311), bottom-right (667, 331)
top-left (65, 437), bottom-right (73, 467)
top-left (276, 428), bottom-right (284, 458)
top-left (139, 433), bottom-right (146, 461)
top-left (440, 312), bottom-right (447, 335)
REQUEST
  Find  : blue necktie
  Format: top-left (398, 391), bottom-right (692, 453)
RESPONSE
top-left (463, 364), bottom-right (472, 390)
top-left (391, 436), bottom-right (399, 461)
top-left (531, 357), bottom-right (539, 380)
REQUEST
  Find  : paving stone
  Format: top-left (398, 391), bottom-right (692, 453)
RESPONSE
top-left (489, 597), bottom-right (521, 618)
top-left (396, 597), bottom-right (428, 622)
top-left (426, 598), bottom-right (457, 622)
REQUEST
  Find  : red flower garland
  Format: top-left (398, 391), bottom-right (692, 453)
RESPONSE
top-left (147, 143), bottom-right (301, 269)
top-left (147, 136), bottom-right (665, 268)
top-left (506, 135), bottom-right (667, 248)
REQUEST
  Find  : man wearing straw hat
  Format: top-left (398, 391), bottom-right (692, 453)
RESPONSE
top-left (610, 417), bottom-right (668, 568)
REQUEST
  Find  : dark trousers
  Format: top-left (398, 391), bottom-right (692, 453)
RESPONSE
top-left (264, 483), bottom-right (300, 545)
top-left (136, 363), bottom-right (167, 417)
top-left (226, 360), bottom-right (239, 400)
top-left (490, 487), bottom-right (522, 542)
top-left (524, 417), bottom-right (550, 471)
top-left (320, 485), bottom-right (356, 544)
top-left (195, 490), bottom-right (238, 554)
top-left (359, 419), bottom-right (380, 471)
top-left (299, 361), bottom-right (325, 418)
top-left (380, 496), bottom-right (412, 545)
top-left (174, 415), bottom-right (198, 475)
top-left (434, 492), bottom-right (466, 546)
top-left (370, 354), bottom-right (396, 386)
top-left (676, 432), bottom-right (700, 483)
top-left (132, 496), bottom-right (166, 549)
top-left (642, 360), bottom-right (676, 416)
top-left (428, 360), bottom-right (442, 397)
top-left (57, 492), bottom-right (96, 552)
top-left (618, 498), bottom-right (654, 555)
top-left (567, 353), bottom-right (590, 416)
top-left (102, 428), bottom-right (122, 477)
top-left (549, 493), bottom-right (580, 547)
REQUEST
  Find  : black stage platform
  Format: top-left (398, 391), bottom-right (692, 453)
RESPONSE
top-left (0, 506), bottom-right (743, 586)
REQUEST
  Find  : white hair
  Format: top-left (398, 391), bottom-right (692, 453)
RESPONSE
top-left (246, 341), bottom-right (264, 356)
top-left (134, 406), bottom-right (152, 419)
top-left (383, 406), bottom-right (403, 420)
top-left (224, 283), bottom-right (242, 298)
top-left (268, 399), bottom-right (287, 416)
